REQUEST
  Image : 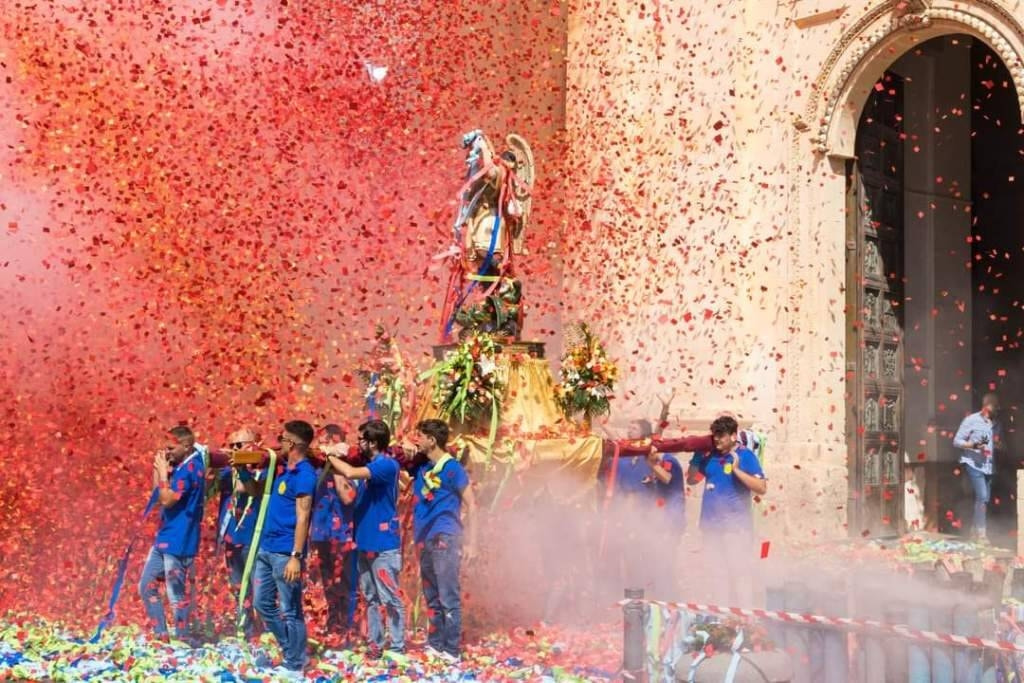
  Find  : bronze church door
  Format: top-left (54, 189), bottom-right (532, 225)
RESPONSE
top-left (846, 71), bottom-right (905, 537)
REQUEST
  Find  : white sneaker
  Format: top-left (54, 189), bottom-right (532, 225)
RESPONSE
top-left (269, 665), bottom-right (304, 680)
top-left (423, 645), bottom-right (445, 659)
top-left (439, 651), bottom-right (461, 665)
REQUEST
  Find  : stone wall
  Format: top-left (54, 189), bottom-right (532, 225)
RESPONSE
top-left (562, 0), bottom-right (1024, 539)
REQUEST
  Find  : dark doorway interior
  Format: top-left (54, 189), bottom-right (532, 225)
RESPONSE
top-left (970, 38), bottom-right (1024, 545)
top-left (849, 35), bottom-right (1024, 544)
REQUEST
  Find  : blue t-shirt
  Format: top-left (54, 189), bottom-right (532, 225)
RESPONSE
top-left (412, 457), bottom-right (470, 543)
top-left (217, 467), bottom-right (263, 547)
top-left (692, 447), bottom-right (765, 532)
top-left (600, 452), bottom-right (686, 531)
top-left (310, 468), bottom-right (354, 545)
top-left (352, 454), bottom-right (401, 553)
top-left (259, 458), bottom-right (317, 554)
top-left (154, 448), bottom-right (206, 557)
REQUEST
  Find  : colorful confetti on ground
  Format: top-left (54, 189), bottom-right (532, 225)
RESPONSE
top-left (0, 616), bottom-right (621, 682)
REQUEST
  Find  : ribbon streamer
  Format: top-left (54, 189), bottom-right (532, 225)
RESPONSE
top-left (236, 449), bottom-right (278, 635)
top-left (89, 487), bottom-right (161, 643)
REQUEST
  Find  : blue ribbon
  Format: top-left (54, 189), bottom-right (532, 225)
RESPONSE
top-left (367, 371), bottom-right (379, 418)
top-left (445, 211), bottom-right (501, 337)
top-left (90, 487), bottom-right (161, 643)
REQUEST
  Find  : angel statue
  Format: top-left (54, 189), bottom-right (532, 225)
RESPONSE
top-left (439, 130), bottom-right (535, 342)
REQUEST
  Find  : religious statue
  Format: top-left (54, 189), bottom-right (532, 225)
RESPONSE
top-left (358, 324), bottom-right (416, 435)
top-left (440, 130), bottom-right (534, 342)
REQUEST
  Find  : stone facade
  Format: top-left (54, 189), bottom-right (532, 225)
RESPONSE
top-left (562, 0), bottom-right (1024, 539)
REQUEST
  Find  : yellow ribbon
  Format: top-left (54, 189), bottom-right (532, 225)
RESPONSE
top-left (420, 453), bottom-right (453, 498)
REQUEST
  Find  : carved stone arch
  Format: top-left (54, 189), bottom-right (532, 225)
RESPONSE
top-left (805, 0), bottom-right (1024, 158)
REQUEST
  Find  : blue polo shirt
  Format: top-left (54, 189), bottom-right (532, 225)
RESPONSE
top-left (600, 452), bottom-right (686, 531)
top-left (259, 458), bottom-right (317, 554)
top-left (692, 447), bottom-right (765, 532)
top-left (412, 457), bottom-right (470, 543)
top-left (154, 448), bottom-right (206, 557)
top-left (217, 467), bottom-right (263, 547)
top-left (311, 468), bottom-right (354, 545)
top-left (352, 454), bottom-right (401, 553)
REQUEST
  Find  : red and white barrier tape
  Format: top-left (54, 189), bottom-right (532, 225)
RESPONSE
top-left (617, 599), bottom-right (1024, 654)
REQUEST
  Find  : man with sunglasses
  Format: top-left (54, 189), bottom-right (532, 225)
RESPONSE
top-left (216, 427), bottom-right (262, 637)
top-left (237, 420), bottom-right (317, 677)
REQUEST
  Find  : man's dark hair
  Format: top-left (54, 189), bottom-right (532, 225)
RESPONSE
top-left (417, 419), bottom-right (450, 450)
top-left (710, 416), bottom-right (739, 436)
top-left (324, 423), bottom-right (345, 438)
top-left (359, 419), bottom-right (391, 452)
top-left (284, 420), bottom-right (315, 447)
top-left (168, 425), bottom-right (195, 442)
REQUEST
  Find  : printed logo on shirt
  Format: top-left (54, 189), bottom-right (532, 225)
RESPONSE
top-left (278, 481), bottom-right (287, 495)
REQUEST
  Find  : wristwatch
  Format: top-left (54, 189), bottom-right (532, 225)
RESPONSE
top-left (289, 551), bottom-right (301, 559)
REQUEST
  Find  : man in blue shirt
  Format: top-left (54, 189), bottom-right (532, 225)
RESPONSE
top-left (310, 424), bottom-right (357, 643)
top-left (600, 418), bottom-right (686, 598)
top-left (689, 416), bottom-right (766, 605)
top-left (139, 425), bottom-right (206, 641)
top-left (410, 419), bottom-right (478, 662)
top-left (238, 420), bottom-right (316, 676)
top-left (953, 393), bottom-right (1001, 542)
top-left (328, 419), bottom-right (405, 657)
top-left (216, 427), bottom-right (262, 637)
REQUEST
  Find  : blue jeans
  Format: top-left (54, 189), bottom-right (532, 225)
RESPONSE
top-left (966, 466), bottom-right (992, 534)
top-left (419, 533), bottom-right (463, 656)
top-left (138, 547), bottom-right (193, 638)
top-left (225, 543), bottom-right (257, 636)
top-left (358, 549), bottom-right (405, 651)
top-left (253, 551), bottom-right (307, 670)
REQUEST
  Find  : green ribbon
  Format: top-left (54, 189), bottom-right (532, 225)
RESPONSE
top-left (236, 448), bottom-right (278, 636)
top-left (486, 396), bottom-right (498, 459)
top-left (488, 460), bottom-right (515, 513)
top-left (420, 453), bottom-right (454, 498)
top-left (647, 603), bottom-right (663, 683)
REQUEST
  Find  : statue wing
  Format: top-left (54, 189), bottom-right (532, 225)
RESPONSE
top-left (505, 133), bottom-right (534, 255)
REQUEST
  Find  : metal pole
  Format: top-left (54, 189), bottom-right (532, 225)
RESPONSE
top-left (857, 576), bottom-right (885, 683)
top-left (821, 586), bottom-right (848, 683)
top-left (882, 602), bottom-right (908, 682)
top-left (765, 585), bottom-right (787, 652)
top-left (951, 574), bottom-right (981, 683)
top-left (806, 589), bottom-right (826, 681)
top-left (928, 576), bottom-right (953, 683)
top-left (623, 587), bottom-right (646, 682)
top-left (784, 581), bottom-right (811, 683)
top-left (907, 600), bottom-right (931, 682)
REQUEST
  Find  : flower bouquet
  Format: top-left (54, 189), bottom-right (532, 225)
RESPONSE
top-left (555, 323), bottom-right (618, 429)
top-left (422, 332), bottom-right (504, 443)
top-left (357, 324), bottom-right (408, 434)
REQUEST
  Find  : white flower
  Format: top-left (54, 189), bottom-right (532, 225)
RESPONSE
top-left (478, 357), bottom-right (497, 377)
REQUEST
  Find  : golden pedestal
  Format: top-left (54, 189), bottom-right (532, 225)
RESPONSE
top-left (413, 343), bottom-right (604, 498)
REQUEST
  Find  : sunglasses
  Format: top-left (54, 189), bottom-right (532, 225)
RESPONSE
top-left (229, 442), bottom-right (248, 449)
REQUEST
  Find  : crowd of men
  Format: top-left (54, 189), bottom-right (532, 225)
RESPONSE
top-left (138, 414), bottom-right (766, 678)
top-left (140, 418), bottom-right (476, 678)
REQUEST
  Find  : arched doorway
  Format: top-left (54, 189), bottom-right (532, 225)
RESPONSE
top-left (846, 33), bottom-right (1024, 540)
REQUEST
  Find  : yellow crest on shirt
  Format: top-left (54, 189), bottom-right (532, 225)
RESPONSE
top-left (278, 481), bottom-right (286, 495)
